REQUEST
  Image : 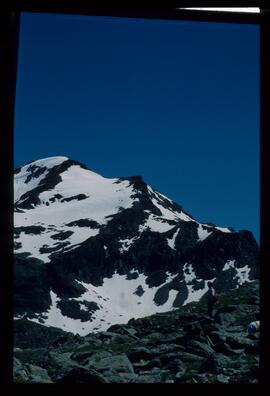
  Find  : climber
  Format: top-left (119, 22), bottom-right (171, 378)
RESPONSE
top-left (206, 281), bottom-right (219, 318)
top-left (247, 320), bottom-right (260, 337)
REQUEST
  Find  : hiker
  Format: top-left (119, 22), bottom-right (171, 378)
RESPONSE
top-left (206, 281), bottom-right (219, 318)
top-left (247, 320), bottom-right (260, 337)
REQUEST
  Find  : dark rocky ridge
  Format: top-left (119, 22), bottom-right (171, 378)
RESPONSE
top-left (61, 194), bottom-right (89, 203)
top-left (14, 281), bottom-right (259, 383)
top-left (65, 219), bottom-right (100, 228)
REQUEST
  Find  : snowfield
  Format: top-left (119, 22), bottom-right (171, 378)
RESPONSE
top-left (15, 270), bottom-right (209, 335)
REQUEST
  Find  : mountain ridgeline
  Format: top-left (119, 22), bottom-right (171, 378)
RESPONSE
top-left (14, 156), bottom-right (259, 335)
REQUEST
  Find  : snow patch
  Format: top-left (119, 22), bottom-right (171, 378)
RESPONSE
top-left (119, 237), bottom-right (138, 253)
top-left (167, 228), bottom-right (180, 250)
top-left (223, 260), bottom-right (251, 285)
top-left (222, 260), bottom-right (236, 271)
top-left (235, 265), bottom-right (251, 285)
top-left (215, 227), bottom-right (232, 233)
top-left (197, 224), bottom-right (212, 242)
top-left (183, 263), bottom-right (216, 305)
top-left (139, 214), bottom-right (175, 233)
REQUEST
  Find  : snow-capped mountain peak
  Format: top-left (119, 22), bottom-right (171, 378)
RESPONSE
top-left (14, 157), bottom-right (259, 335)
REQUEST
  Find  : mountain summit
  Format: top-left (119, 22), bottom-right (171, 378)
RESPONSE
top-left (14, 157), bottom-right (259, 335)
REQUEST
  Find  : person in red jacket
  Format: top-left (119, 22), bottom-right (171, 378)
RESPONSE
top-left (206, 281), bottom-right (219, 318)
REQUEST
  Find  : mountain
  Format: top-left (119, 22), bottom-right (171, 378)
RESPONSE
top-left (14, 156), bottom-right (259, 335)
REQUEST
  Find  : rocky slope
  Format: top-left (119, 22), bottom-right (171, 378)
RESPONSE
top-left (14, 281), bottom-right (259, 383)
top-left (14, 156), bottom-right (259, 335)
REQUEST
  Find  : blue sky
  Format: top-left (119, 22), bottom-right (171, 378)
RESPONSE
top-left (14, 12), bottom-right (260, 242)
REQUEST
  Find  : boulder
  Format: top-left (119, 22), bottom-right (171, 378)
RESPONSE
top-left (215, 312), bottom-right (236, 326)
top-left (48, 351), bottom-right (81, 380)
top-left (133, 358), bottom-right (161, 372)
top-left (164, 359), bottom-right (184, 374)
top-left (25, 364), bottom-right (52, 383)
top-left (214, 342), bottom-right (237, 356)
top-left (70, 350), bottom-right (95, 363)
top-left (135, 368), bottom-right (172, 383)
top-left (226, 335), bottom-right (254, 349)
top-left (201, 323), bottom-right (221, 334)
top-left (85, 353), bottom-right (134, 374)
top-left (13, 347), bottom-right (49, 370)
top-left (186, 340), bottom-right (215, 357)
top-left (13, 357), bottom-right (29, 383)
top-left (245, 343), bottom-right (260, 355)
top-left (199, 353), bottom-right (232, 374)
top-left (56, 367), bottom-right (108, 383)
top-left (177, 351), bottom-right (205, 363)
top-left (216, 373), bottom-right (230, 383)
top-left (151, 343), bottom-right (184, 356)
top-left (144, 332), bottom-right (164, 343)
top-left (182, 321), bottom-right (203, 336)
top-left (101, 371), bottom-right (137, 383)
top-left (174, 368), bottom-right (187, 383)
top-left (127, 347), bottom-right (154, 362)
top-left (208, 331), bottom-right (227, 345)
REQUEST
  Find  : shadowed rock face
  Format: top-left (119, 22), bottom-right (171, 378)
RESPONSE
top-left (13, 281), bottom-right (259, 383)
top-left (14, 157), bottom-right (259, 332)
